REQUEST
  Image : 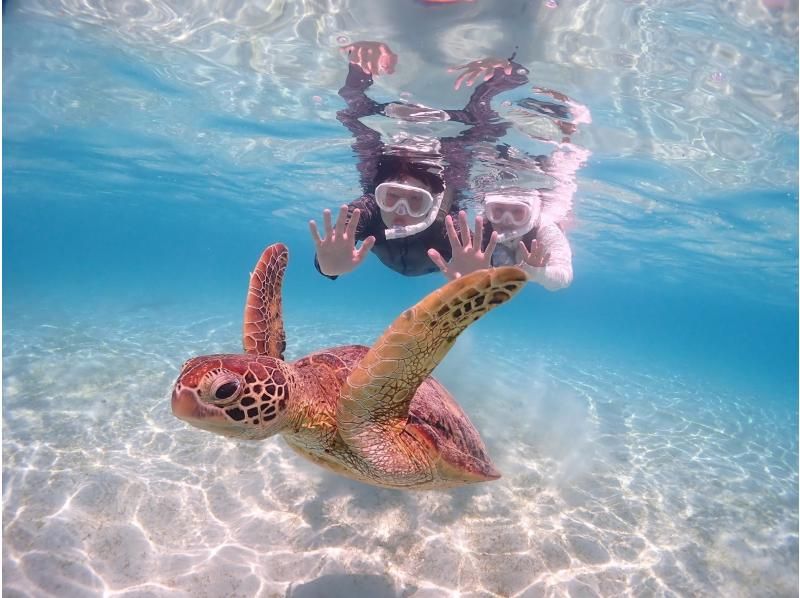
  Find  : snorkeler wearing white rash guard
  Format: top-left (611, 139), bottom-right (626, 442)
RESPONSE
top-left (428, 143), bottom-right (590, 291)
top-left (483, 187), bottom-right (573, 290)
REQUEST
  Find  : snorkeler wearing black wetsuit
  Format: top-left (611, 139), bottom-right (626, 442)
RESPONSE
top-left (311, 45), bottom-right (529, 278)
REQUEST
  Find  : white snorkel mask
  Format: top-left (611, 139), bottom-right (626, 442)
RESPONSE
top-left (378, 134), bottom-right (446, 240)
top-left (482, 189), bottom-right (542, 244)
top-left (376, 181), bottom-right (445, 240)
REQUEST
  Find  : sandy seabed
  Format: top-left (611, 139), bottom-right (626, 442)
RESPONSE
top-left (3, 305), bottom-right (797, 597)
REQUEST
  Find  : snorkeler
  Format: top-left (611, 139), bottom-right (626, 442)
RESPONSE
top-left (426, 84), bottom-right (592, 291)
top-left (427, 86), bottom-right (591, 291)
top-left (428, 142), bottom-right (590, 291)
top-left (308, 40), bottom-right (529, 278)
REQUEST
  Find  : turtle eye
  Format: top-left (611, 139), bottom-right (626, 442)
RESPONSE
top-left (207, 375), bottom-right (242, 404)
top-left (215, 381), bottom-right (239, 400)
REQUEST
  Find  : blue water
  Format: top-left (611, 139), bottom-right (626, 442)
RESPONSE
top-left (3, 2), bottom-right (798, 596)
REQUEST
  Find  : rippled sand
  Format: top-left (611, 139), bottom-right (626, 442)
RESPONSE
top-left (3, 305), bottom-right (797, 597)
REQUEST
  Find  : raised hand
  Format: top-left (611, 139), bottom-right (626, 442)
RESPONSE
top-left (340, 41), bottom-right (398, 76)
top-left (309, 206), bottom-right (376, 276)
top-left (531, 86), bottom-right (571, 103)
top-left (518, 238), bottom-right (550, 268)
top-left (448, 57), bottom-right (513, 90)
top-left (428, 211), bottom-right (498, 280)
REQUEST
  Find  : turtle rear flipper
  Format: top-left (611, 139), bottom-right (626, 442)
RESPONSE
top-left (243, 243), bottom-right (288, 359)
top-left (337, 267), bottom-right (526, 484)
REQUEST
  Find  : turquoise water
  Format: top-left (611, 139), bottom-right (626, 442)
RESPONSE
top-left (3, 2), bottom-right (798, 596)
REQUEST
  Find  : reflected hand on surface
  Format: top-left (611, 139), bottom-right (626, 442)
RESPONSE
top-left (530, 86), bottom-right (588, 138)
top-left (309, 206), bottom-right (375, 276)
top-left (531, 86), bottom-right (571, 103)
top-left (448, 58), bottom-right (513, 90)
top-left (518, 238), bottom-right (550, 268)
top-left (429, 211), bottom-right (497, 281)
top-left (340, 41), bottom-right (397, 76)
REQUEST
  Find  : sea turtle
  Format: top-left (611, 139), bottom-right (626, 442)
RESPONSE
top-left (171, 243), bottom-right (526, 489)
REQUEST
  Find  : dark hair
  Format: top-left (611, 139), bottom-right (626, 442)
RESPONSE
top-left (372, 155), bottom-right (445, 195)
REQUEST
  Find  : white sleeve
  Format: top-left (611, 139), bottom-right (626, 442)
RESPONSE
top-left (520, 221), bottom-right (573, 291)
top-left (538, 144), bottom-right (590, 224)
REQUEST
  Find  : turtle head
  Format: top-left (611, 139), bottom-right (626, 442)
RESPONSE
top-left (171, 354), bottom-right (295, 440)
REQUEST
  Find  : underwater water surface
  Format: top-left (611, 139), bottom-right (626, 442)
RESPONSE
top-left (3, 1), bottom-right (798, 596)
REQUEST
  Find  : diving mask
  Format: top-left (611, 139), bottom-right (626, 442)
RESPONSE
top-left (375, 181), bottom-right (444, 240)
top-left (483, 191), bottom-right (541, 243)
top-left (375, 182), bottom-right (435, 217)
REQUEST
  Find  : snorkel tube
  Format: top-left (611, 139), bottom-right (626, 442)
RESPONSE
top-left (384, 189), bottom-right (444, 240)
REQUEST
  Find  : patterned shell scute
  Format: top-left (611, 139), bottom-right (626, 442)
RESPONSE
top-left (293, 346), bottom-right (369, 386)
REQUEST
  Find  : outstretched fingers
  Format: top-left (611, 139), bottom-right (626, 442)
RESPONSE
top-left (427, 247), bottom-right (449, 273)
top-left (323, 209), bottom-right (333, 238)
top-left (345, 208), bottom-right (361, 240)
top-left (531, 239), bottom-right (546, 265)
top-left (484, 230), bottom-right (499, 258)
top-left (453, 68), bottom-right (479, 91)
top-left (518, 240), bottom-right (531, 261)
top-left (334, 205), bottom-right (348, 239)
top-left (378, 46), bottom-right (396, 74)
top-left (472, 214), bottom-right (484, 251)
top-left (463, 69), bottom-right (482, 88)
top-left (448, 62), bottom-right (473, 72)
top-left (354, 236), bottom-right (376, 263)
top-left (367, 47), bottom-right (381, 75)
top-left (444, 214), bottom-right (461, 252)
top-left (309, 220), bottom-right (323, 245)
top-left (457, 210), bottom-right (472, 247)
top-left (356, 46), bottom-right (372, 75)
top-left (519, 239), bottom-right (548, 266)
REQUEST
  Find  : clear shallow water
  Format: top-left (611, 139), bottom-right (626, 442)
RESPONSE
top-left (3, 1), bottom-right (798, 596)
top-left (3, 303), bottom-right (798, 596)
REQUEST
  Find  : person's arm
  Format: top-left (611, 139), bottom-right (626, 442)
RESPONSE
top-left (538, 144), bottom-right (590, 224)
top-left (338, 62), bottom-right (384, 117)
top-left (520, 221), bottom-right (573, 291)
top-left (337, 40), bottom-right (397, 117)
top-left (527, 86), bottom-right (592, 141)
top-left (446, 59), bottom-right (530, 127)
top-left (336, 50), bottom-right (394, 195)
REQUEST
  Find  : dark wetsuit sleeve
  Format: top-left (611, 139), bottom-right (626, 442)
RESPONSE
top-left (314, 256), bottom-right (339, 280)
top-left (336, 63), bottom-right (388, 192)
top-left (338, 63), bottom-right (383, 114)
top-left (313, 194), bottom-right (384, 280)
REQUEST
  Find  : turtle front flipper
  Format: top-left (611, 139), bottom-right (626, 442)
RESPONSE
top-left (243, 243), bottom-right (288, 359)
top-left (337, 266), bottom-right (526, 485)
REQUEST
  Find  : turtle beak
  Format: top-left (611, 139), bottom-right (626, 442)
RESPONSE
top-left (172, 387), bottom-right (226, 423)
top-left (172, 388), bottom-right (200, 420)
